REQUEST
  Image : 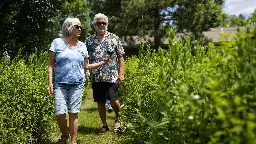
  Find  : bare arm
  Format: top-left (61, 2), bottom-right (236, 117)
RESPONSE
top-left (118, 56), bottom-right (125, 83)
top-left (84, 56), bottom-right (109, 72)
top-left (48, 51), bottom-right (55, 96)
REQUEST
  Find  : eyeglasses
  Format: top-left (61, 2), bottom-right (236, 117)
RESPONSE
top-left (74, 25), bottom-right (82, 30)
top-left (96, 22), bottom-right (107, 26)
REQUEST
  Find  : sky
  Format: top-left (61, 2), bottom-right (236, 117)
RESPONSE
top-left (223, 0), bottom-right (256, 16)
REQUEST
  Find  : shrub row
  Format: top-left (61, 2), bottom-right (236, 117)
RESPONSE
top-left (0, 52), bottom-right (55, 143)
top-left (119, 27), bottom-right (256, 143)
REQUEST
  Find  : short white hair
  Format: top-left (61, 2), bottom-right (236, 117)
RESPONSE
top-left (93, 13), bottom-right (108, 24)
top-left (61, 17), bottom-right (81, 37)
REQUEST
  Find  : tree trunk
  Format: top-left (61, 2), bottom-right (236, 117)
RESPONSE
top-left (154, 9), bottom-right (161, 50)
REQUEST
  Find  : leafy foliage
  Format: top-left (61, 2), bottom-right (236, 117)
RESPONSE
top-left (229, 14), bottom-right (246, 27)
top-left (174, 0), bottom-right (224, 39)
top-left (0, 52), bottom-right (55, 143)
top-left (119, 26), bottom-right (256, 143)
top-left (219, 9), bottom-right (256, 28)
top-left (52, 0), bottom-right (91, 41)
top-left (247, 9), bottom-right (256, 26)
top-left (0, 0), bottom-right (63, 59)
top-left (88, 0), bottom-right (224, 48)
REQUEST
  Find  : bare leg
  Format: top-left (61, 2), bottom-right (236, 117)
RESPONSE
top-left (97, 102), bottom-right (107, 126)
top-left (69, 113), bottom-right (78, 144)
top-left (56, 114), bottom-right (69, 137)
top-left (110, 100), bottom-right (120, 126)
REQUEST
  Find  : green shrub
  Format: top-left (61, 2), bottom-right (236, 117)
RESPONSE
top-left (0, 52), bottom-right (55, 143)
top-left (120, 26), bottom-right (256, 144)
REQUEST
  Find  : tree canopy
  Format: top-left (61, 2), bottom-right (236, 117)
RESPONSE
top-left (87, 0), bottom-right (224, 48)
top-left (219, 10), bottom-right (256, 27)
top-left (1, 0), bottom-right (255, 58)
top-left (174, 0), bottom-right (224, 39)
top-left (0, 0), bottom-right (64, 58)
top-left (0, 0), bottom-right (92, 59)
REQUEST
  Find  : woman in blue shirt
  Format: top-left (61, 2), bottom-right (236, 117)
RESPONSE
top-left (48, 17), bottom-right (108, 144)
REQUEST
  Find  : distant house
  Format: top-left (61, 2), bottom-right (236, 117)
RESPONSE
top-left (203, 27), bottom-right (239, 44)
top-left (121, 27), bottom-right (240, 49)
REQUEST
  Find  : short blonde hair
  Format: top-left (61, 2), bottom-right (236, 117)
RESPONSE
top-left (61, 18), bottom-right (81, 37)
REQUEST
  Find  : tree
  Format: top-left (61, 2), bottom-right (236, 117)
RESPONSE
top-left (52, 0), bottom-right (91, 41)
top-left (219, 12), bottom-right (229, 27)
top-left (87, 0), bottom-right (224, 48)
top-left (174, 0), bottom-right (224, 40)
top-left (0, 0), bottom-right (65, 58)
top-left (229, 14), bottom-right (246, 27)
top-left (87, 0), bottom-right (177, 49)
top-left (247, 9), bottom-right (256, 26)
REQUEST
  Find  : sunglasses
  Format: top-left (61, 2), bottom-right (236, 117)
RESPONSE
top-left (74, 25), bottom-right (82, 30)
top-left (96, 22), bottom-right (107, 26)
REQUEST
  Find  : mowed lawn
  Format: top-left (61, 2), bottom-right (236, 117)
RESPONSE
top-left (50, 88), bottom-right (124, 144)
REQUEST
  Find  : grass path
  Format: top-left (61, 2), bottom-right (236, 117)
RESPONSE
top-left (51, 88), bottom-right (124, 144)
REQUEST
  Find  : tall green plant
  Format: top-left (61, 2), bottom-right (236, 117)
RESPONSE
top-left (0, 52), bottom-right (55, 143)
top-left (120, 26), bottom-right (256, 143)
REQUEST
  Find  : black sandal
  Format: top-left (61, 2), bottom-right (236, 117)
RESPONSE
top-left (98, 125), bottom-right (109, 134)
top-left (56, 135), bottom-right (69, 144)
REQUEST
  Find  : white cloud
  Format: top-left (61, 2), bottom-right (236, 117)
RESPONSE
top-left (224, 0), bottom-right (256, 16)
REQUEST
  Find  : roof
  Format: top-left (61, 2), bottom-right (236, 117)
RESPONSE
top-left (204, 27), bottom-right (239, 42)
top-left (121, 27), bottom-right (241, 48)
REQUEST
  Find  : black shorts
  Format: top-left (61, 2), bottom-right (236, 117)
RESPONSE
top-left (91, 82), bottom-right (119, 103)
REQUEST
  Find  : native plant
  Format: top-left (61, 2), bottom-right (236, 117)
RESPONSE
top-left (119, 26), bottom-right (256, 143)
top-left (0, 52), bottom-right (54, 143)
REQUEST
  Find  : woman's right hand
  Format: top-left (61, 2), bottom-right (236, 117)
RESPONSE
top-left (48, 84), bottom-right (54, 96)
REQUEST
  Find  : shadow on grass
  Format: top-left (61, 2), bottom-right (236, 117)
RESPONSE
top-left (78, 125), bottom-right (99, 135)
top-left (106, 114), bottom-right (115, 120)
top-left (41, 139), bottom-right (56, 144)
top-left (84, 107), bottom-right (98, 112)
